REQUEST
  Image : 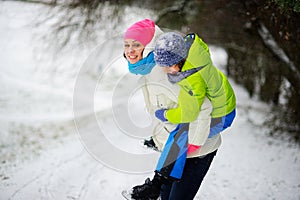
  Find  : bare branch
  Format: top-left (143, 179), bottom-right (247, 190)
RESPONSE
top-left (257, 21), bottom-right (300, 93)
top-left (1, 0), bottom-right (57, 6)
top-left (156, 0), bottom-right (189, 24)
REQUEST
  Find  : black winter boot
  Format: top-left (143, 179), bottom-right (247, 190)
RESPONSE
top-left (131, 173), bottom-right (168, 200)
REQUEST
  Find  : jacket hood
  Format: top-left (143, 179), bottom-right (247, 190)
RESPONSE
top-left (143, 25), bottom-right (164, 58)
top-left (182, 33), bottom-right (212, 71)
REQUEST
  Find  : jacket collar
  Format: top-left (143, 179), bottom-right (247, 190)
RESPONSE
top-left (167, 65), bottom-right (207, 84)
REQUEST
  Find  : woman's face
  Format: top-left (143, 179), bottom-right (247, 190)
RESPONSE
top-left (124, 39), bottom-right (145, 64)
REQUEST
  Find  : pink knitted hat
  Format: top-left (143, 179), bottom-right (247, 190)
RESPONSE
top-left (124, 19), bottom-right (155, 46)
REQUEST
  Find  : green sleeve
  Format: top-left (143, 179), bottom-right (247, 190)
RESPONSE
top-left (165, 73), bottom-right (206, 123)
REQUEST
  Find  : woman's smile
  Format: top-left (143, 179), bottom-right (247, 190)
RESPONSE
top-left (124, 39), bottom-right (144, 64)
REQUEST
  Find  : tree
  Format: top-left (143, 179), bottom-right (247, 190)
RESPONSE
top-left (8, 0), bottom-right (300, 141)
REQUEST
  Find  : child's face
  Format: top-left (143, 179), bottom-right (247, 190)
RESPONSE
top-left (124, 39), bottom-right (145, 64)
top-left (163, 64), bottom-right (181, 74)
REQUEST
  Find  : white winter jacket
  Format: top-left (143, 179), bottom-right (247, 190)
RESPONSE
top-left (140, 26), bottom-right (221, 158)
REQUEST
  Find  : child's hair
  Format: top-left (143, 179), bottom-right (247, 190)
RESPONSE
top-left (176, 59), bottom-right (186, 72)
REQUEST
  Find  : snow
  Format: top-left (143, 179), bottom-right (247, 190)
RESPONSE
top-left (0, 1), bottom-right (300, 200)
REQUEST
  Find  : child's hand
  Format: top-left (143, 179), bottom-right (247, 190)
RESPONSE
top-left (187, 144), bottom-right (201, 155)
top-left (155, 109), bottom-right (168, 122)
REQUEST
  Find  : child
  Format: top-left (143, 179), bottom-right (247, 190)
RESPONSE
top-left (151, 32), bottom-right (236, 199)
top-left (153, 32), bottom-right (236, 137)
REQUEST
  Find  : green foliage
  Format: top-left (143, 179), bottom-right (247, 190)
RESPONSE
top-left (272, 0), bottom-right (300, 12)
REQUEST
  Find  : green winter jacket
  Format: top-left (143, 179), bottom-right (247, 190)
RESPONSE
top-left (165, 33), bottom-right (236, 124)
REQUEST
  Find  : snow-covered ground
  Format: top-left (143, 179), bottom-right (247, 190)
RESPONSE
top-left (0, 1), bottom-right (300, 200)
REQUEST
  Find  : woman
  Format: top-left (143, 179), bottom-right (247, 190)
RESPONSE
top-left (124, 20), bottom-right (221, 200)
top-left (124, 19), bottom-right (178, 151)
